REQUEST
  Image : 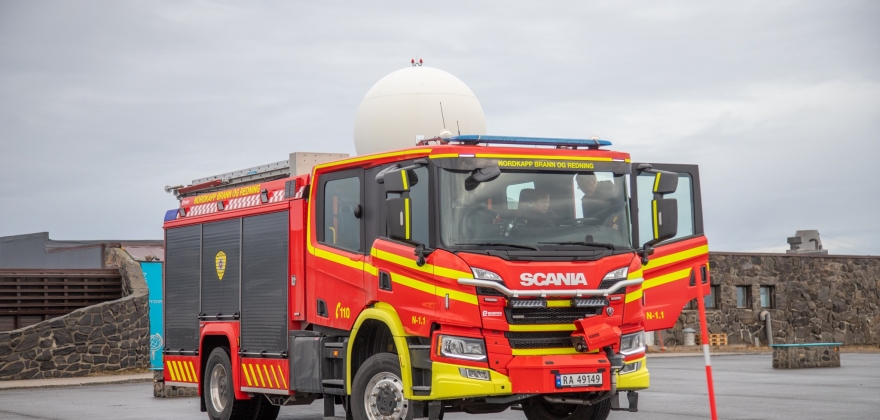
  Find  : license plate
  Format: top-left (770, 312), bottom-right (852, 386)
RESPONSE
top-left (556, 373), bottom-right (603, 388)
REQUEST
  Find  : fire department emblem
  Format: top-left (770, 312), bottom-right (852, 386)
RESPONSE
top-left (215, 251), bottom-right (227, 280)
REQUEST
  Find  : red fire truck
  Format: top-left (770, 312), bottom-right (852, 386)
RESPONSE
top-left (162, 135), bottom-right (709, 420)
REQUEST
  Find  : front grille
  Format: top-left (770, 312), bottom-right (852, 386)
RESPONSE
top-left (504, 307), bottom-right (601, 324)
top-left (505, 331), bottom-right (574, 349)
top-left (598, 279), bottom-right (626, 295)
top-left (476, 286), bottom-right (504, 296)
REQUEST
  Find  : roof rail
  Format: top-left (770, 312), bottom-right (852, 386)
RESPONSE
top-left (447, 135), bottom-right (612, 149)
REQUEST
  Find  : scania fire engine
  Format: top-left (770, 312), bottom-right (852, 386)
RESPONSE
top-left (162, 135), bottom-right (710, 420)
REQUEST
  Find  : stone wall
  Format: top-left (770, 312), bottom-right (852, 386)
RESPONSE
top-left (0, 248), bottom-right (149, 380)
top-left (659, 252), bottom-right (880, 347)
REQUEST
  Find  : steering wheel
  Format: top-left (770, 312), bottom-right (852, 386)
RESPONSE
top-left (557, 217), bottom-right (602, 226)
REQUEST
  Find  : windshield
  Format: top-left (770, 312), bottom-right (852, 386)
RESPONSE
top-left (439, 169), bottom-right (632, 251)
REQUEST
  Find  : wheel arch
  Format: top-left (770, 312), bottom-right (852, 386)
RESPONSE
top-left (200, 322), bottom-right (250, 401)
top-left (346, 302), bottom-right (415, 397)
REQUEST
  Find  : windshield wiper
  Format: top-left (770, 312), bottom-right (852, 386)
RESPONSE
top-left (454, 242), bottom-right (540, 251)
top-left (537, 241), bottom-right (617, 250)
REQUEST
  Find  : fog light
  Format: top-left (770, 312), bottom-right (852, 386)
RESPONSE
top-left (620, 361), bottom-right (642, 375)
top-left (459, 368), bottom-right (491, 381)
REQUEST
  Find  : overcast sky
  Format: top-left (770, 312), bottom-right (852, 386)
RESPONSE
top-left (1, 1), bottom-right (878, 255)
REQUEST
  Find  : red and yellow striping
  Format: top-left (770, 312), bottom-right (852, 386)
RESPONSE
top-left (240, 359), bottom-right (288, 390)
top-left (165, 358), bottom-right (198, 383)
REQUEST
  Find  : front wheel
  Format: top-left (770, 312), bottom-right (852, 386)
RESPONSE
top-left (204, 347), bottom-right (256, 420)
top-left (522, 396), bottom-right (610, 420)
top-left (351, 353), bottom-right (414, 420)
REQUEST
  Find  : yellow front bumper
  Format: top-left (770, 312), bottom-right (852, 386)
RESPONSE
top-left (413, 362), bottom-right (512, 400)
top-left (616, 356), bottom-right (649, 390)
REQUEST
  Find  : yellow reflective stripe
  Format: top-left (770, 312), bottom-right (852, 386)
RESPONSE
top-left (249, 364), bottom-right (263, 387)
top-left (242, 364), bottom-right (252, 386)
top-left (400, 170), bottom-right (408, 190)
top-left (508, 324), bottom-right (576, 332)
top-left (172, 361), bottom-right (183, 381)
top-left (275, 365), bottom-right (287, 389)
top-left (187, 362), bottom-right (197, 383)
top-left (474, 153), bottom-right (614, 162)
top-left (392, 272), bottom-right (478, 305)
top-left (627, 269), bottom-right (643, 280)
top-left (653, 173), bottom-right (661, 192)
top-left (643, 245), bottom-right (709, 269)
top-left (314, 247), bottom-right (363, 271)
top-left (625, 288), bottom-right (643, 303)
top-left (643, 268), bottom-right (691, 290)
top-left (371, 247), bottom-right (472, 280)
top-left (404, 198), bottom-right (411, 239)
top-left (166, 361), bottom-right (177, 381)
top-left (312, 150), bottom-right (427, 172)
top-left (263, 365), bottom-right (274, 388)
top-left (652, 200), bottom-right (659, 239)
top-left (177, 361), bottom-right (195, 382)
top-left (437, 285), bottom-right (478, 305)
top-left (546, 300), bottom-right (572, 308)
top-left (512, 348), bottom-right (582, 356)
top-left (269, 365), bottom-right (280, 388)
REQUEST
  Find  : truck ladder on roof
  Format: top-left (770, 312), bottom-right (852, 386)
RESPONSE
top-left (165, 159), bottom-right (291, 199)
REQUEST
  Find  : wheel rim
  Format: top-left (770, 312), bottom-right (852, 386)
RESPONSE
top-left (363, 371), bottom-right (409, 420)
top-left (209, 363), bottom-right (229, 412)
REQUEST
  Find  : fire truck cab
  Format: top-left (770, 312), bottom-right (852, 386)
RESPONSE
top-left (162, 135), bottom-right (709, 420)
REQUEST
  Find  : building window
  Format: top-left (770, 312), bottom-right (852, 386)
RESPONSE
top-left (736, 286), bottom-right (752, 309)
top-left (760, 286), bottom-right (775, 309)
top-left (685, 285), bottom-right (719, 310)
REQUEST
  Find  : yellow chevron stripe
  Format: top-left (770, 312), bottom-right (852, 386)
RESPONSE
top-left (262, 365), bottom-right (274, 388)
top-left (275, 365), bottom-right (287, 389)
top-left (507, 324), bottom-right (577, 332)
top-left (187, 362), bottom-right (197, 383)
top-left (268, 365), bottom-right (279, 388)
top-left (643, 268), bottom-right (691, 290)
top-left (249, 364), bottom-right (262, 387)
top-left (178, 361), bottom-right (191, 382)
top-left (242, 364), bottom-right (252, 386)
top-left (166, 361), bottom-right (177, 381)
top-left (255, 364), bottom-right (266, 387)
top-left (173, 361), bottom-right (184, 381)
top-left (643, 245), bottom-right (709, 270)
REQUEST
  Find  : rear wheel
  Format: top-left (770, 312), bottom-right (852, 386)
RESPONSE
top-left (522, 397), bottom-right (610, 420)
top-left (351, 353), bottom-right (414, 420)
top-left (204, 347), bottom-right (256, 420)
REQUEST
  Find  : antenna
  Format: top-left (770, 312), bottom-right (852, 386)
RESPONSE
top-left (456, 121), bottom-right (461, 136)
top-left (439, 102), bottom-right (446, 129)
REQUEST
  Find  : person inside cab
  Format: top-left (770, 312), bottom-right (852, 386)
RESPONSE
top-left (576, 172), bottom-right (622, 229)
top-left (517, 188), bottom-right (557, 227)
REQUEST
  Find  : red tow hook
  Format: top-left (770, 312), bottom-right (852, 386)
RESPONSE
top-left (570, 316), bottom-right (621, 354)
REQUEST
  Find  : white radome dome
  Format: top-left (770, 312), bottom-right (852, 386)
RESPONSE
top-left (354, 66), bottom-right (486, 155)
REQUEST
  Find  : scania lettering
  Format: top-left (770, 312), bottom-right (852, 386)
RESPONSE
top-left (162, 135), bottom-right (710, 420)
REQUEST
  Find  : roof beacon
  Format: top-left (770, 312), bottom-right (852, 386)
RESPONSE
top-left (448, 135), bottom-right (612, 149)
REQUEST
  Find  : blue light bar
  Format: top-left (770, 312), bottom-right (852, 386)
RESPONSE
top-left (449, 135), bottom-right (612, 148)
top-left (164, 209), bottom-right (179, 222)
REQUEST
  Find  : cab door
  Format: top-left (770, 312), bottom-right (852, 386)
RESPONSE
top-left (307, 168), bottom-right (366, 330)
top-left (630, 163), bottom-right (710, 331)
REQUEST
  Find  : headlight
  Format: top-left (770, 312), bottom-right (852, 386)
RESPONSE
top-left (620, 331), bottom-right (645, 356)
top-left (603, 267), bottom-right (629, 281)
top-left (471, 267), bottom-right (502, 281)
top-left (438, 335), bottom-right (487, 362)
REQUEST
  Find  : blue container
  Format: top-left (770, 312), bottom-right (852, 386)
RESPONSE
top-left (140, 262), bottom-right (164, 370)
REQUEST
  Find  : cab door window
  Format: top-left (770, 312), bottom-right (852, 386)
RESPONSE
top-left (317, 171), bottom-right (364, 253)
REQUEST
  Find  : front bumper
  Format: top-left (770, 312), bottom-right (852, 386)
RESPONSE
top-left (617, 356), bottom-right (649, 390)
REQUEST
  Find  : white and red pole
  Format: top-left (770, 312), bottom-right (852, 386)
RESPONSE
top-left (695, 265), bottom-right (719, 420)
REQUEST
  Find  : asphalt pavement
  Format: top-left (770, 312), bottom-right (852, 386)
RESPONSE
top-left (0, 354), bottom-right (877, 420)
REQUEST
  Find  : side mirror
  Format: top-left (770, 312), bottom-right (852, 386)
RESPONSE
top-left (386, 197), bottom-right (411, 241)
top-left (652, 171), bottom-right (679, 195)
top-left (382, 169), bottom-right (411, 193)
top-left (465, 165), bottom-right (501, 191)
top-left (650, 198), bottom-right (678, 244)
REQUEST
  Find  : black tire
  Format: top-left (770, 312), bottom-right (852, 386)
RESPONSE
top-left (251, 394), bottom-right (281, 420)
top-left (204, 347), bottom-right (257, 420)
top-left (351, 353), bottom-right (414, 420)
top-left (522, 397), bottom-right (611, 420)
